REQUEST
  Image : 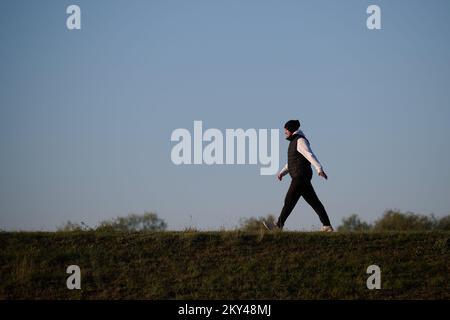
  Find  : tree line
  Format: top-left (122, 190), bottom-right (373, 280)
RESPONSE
top-left (57, 209), bottom-right (450, 232)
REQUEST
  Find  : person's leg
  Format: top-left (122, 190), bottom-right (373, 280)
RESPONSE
top-left (276, 178), bottom-right (303, 228)
top-left (302, 180), bottom-right (332, 227)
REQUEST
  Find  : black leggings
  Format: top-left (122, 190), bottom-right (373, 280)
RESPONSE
top-left (277, 177), bottom-right (331, 228)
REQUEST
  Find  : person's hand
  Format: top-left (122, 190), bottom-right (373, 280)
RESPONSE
top-left (319, 170), bottom-right (328, 180)
top-left (277, 173), bottom-right (283, 181)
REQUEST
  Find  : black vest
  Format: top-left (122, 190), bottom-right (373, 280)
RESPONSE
top-left (287, 134), bottom-right (312, 179)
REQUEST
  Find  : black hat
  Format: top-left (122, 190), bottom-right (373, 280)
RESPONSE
top-left (284, 120), bottom-right (300, 133)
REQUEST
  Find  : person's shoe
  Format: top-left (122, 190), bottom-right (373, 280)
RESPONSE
top-left (320, 226), bottom-right (334, 232)
top-left (263, 221), bottom-right (281, 231)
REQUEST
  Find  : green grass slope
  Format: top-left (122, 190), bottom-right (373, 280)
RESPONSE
top-left (0, 231), bottom-right (449, 299)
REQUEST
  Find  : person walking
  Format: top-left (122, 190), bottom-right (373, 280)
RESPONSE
top-left (264, 120), bottom-right (334, 232)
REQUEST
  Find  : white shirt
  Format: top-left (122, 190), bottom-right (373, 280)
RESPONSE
top-left (279, 129), bottom-right (324, 177)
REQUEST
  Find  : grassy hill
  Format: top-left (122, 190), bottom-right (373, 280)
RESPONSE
top-left (0, 231), bottom-right (448, 299)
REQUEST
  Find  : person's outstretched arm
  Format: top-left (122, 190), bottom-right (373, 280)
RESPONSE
top-left (297, 138), bottom-right (328, 179)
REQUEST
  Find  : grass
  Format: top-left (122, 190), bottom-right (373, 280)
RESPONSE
top-left (0, 231), bottom-right (449, 299)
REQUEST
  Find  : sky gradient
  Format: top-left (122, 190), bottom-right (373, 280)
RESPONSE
top-left (1, 0), bottom-right (450, 231)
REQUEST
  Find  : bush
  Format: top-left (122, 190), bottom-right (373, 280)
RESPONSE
top-left (57, 221), bottom-right (91, 232)
top-left (436, 215), bottom-right (450, 231)
top-left (97, 212), bottom-right (167, 232)
top-left (373, 210), bottom-right (435, 232)
top-left (337, 211), bottom-right (450, 232)
top-left (337, 214), bottom-right (372, 232)
top-left (58, 212), bottom-right (167, 232)
top-left (238, 214), bottom-right (276, 232)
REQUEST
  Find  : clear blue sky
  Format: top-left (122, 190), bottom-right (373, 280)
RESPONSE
top-left (1, 0), bottom-right (450, 231)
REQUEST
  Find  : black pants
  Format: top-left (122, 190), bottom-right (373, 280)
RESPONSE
top-left (277, 177), bottom-right (331, 228)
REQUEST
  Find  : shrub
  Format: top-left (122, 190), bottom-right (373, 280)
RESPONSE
top-left (238, 214), bottom-right (276, 232)
top-left (337, 214), bottom-right (372, 232)
top-left (436, 215), bottom-right (450, 231)
top-left (373, 210), bottom-right (435, 232)
top-left (97, 212), bottom-right (167, 232)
